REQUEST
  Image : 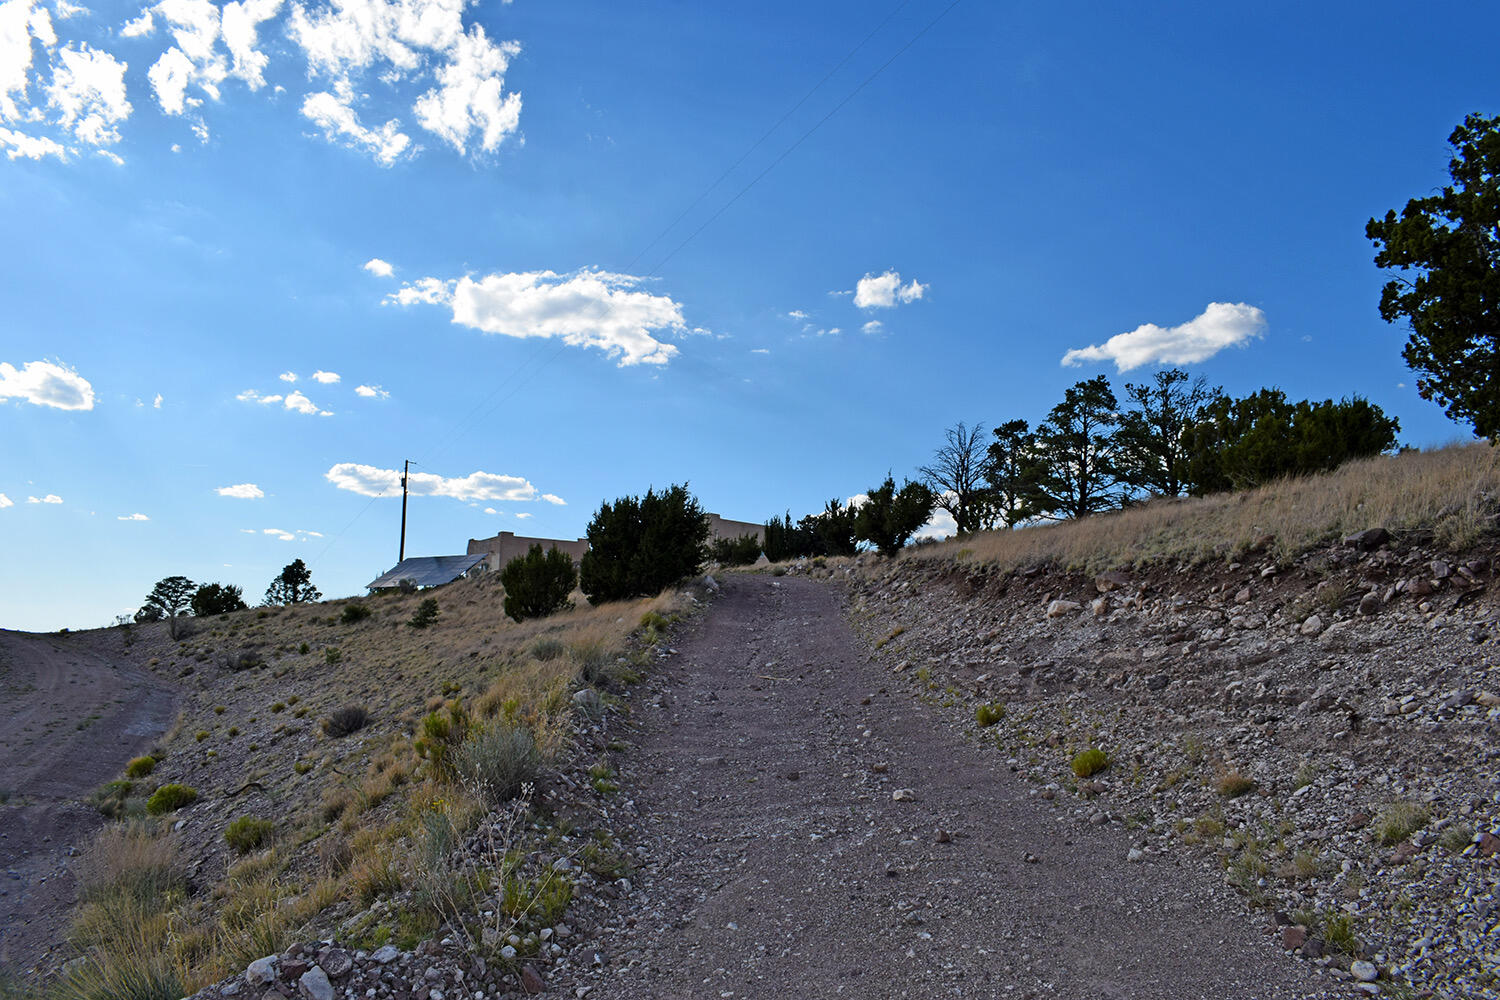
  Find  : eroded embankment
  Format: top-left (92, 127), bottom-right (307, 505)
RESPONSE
top-left (832, 534), bottom-right (1500, 999)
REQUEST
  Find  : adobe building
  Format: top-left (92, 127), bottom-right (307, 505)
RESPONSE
top-left (468, 513), bottom-right (762, 572)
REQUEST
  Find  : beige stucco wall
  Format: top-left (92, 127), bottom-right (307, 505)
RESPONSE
top-left (467, 532), bottom-right (590, 572)
top-left (705, 513), bottom-right (763, 545)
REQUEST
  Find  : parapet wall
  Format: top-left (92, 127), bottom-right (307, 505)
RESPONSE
top-left (467, 531), bottom-right (591, 572)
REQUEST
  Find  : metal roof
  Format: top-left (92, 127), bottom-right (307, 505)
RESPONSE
top-left (366, 553), bottom-right (487, 590)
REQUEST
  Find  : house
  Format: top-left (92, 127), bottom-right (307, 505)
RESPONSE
top-left (366, 553), bottom-right (489, 592)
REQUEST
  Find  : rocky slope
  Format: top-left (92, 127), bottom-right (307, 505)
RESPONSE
top-left (830, 530), bottom-right (1499, 999)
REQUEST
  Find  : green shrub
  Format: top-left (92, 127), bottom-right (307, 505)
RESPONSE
top-left (145, 784), bottom-right (197, 815)
top-left (340, 603), bottom-right (373, 624)
top-left (852, 476), bottom-right (936, 557)
top-left (322, 705), bottom-right (370, 738)
top-left (91, 780), bottom-right (135, 819)
top-left (407, 598), bottom-right (440, 630)
top-left (452, 721), bottom-right (542, 804)
top-left (1376, 801), bottom-right (1429, 845)
top-left (1216, 771), bottom-right (1258, 798)
top-left (124, 756), bottom-right (156, 779)
top-left (501, 545), bottom-right (577, 622)
top-left (227, 650), bottom-right (264, 672)
top-left (975, 703), bottom-right (1006, 727)
top-left (709, 533), bottom-right (762, 567)
top-left (224, 817), bottom-right (275, 854)
top-left (532, 637), bottom-right (566, 661)
top-left (1071, 748), bottom-right (1109, 778)
top-left (324, 647), bottom-right (343, 666)
top-left (580, 483), bottom-right (709, 604)
top-left (298, 642), bottom-right (310, 655)
top-left (414, 701), bottom-right (471, 778)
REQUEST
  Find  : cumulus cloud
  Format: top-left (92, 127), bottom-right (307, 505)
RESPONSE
top-left (153, 392), bottom-right (162, 408)
top-left (117, 512), bottom-right (149, 520)
top-left (4, 0), bottom-right (520, 164)
top-left (354, 383), bottom-right (389, 398)
top-left (914, 504), bottom-right (958, 542)
top-left (216, 482), bottom-right (263, 498)
top-left (540, 493), bottom-right (565, 505)
top-left (0, 359), bottom-right (95, 409)
top-left (861, 320), bottom-right (883, 335)
top-left (514, 511), bottom-right (531, 519)
top-left (27, 493), bottom-right (62, 503)
top-left (310, 369), bottom-right (339, 383)
top-left (787, 310), bottom-right (808, 320)
top-left (236, 389), bottom-right (282, 404)
top-left (278, 370), bottom-right (297, 382)
top-left (1060, 302), bottom-right (1267, 371)
top-left (238, 387), bottom-right (330, 414)
top-left (853, 269), bottom-right (927, 309)
top-left (386, 267), bottom-right (693, 367)
top-left (0, 493), bottom-right (12, 508)
top-left (363, 257), bottom-right (393, 277)
top-left (326, 462), bottom-right (556, 503)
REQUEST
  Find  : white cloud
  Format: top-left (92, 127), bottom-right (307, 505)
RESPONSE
top-left (263, 526), bottom-right (295, 540)
top-left (220, 0), bottom-right (281, 90)
top-left (120, 8), bottom-right (155, 37)
top-left (117, 512), bottom-right (149, 520)
top-left (482, 506), bottom-right (498, 514)
top-left (1060, 302), bottom-right (1267, 371)
top-left (236, 389), bottom-right (282, 404)
top-left (300, 85), bottom-right (410, 165)
top-left (540, 493), bottom-right (565, 505)
top-left (152, 392), bottom-right (163, 408)
top-left (0, 493), bottom-right (12, 508)
top-left (283, 389), bottom-right (323, 414)
top-left (278, 370), bottom-right (297, 382)
top-left (354, 383), bottom-right (388, 398)
top-left (0, 126), bottom-right (67, 160)
top-left (514, 511), bottom-right (531, 519)
top-left (411, 22), bottom-right (520, 155)
top-left (52, 0), bottom-right (84, 18)
top-left (388, 267), bottom-right (690, 367)
top-left (0, 359), bottom-right (95, 409)
top-left (216, 482), bottom-right (263, 498)
top-left (310, 369), bottom-right (339, 383)
top-left (1, 0), bottom-right (52, 124)
top-left (46, 42), bottom-right (130, 145)
top-left (326, 461), bottom-right (548, 502)
top-left (787, 310), bottom-right (808, 320)
top-left (914, 504), bottom-right (958, 542)
top-left (853, 269), bottom-right (927, 309)
top-left (750, 348), bottom-right (769, 355)
top-left (861, 320), bottom-right (882, 335)
top-left (363, 257), bottom-right (394, 277)
top-left (27, 493), bottom-right (62, 503)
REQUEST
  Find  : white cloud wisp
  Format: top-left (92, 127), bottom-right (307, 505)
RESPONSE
top-left (853, 269), bottom-right (927, 309)
top-left (216, 482), bottom-right (263, 498)
top-left (386, 267), bottom-right (693, 367)
top-left (1061, 302), bottom-right (1267, 371)
top-left (0, 359), bottom-right (95, 409)
top-left (326, 462), bottom-right (558, 504)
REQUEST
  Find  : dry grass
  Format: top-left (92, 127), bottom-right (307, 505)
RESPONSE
top-left (61, 573), bottom-right (693, 992)
top-left (913, 442), bottom-right (1498, 574)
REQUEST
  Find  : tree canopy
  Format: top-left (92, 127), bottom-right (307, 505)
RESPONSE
top-left (580, 484), bottom-right (709, 603)
top-left (191, 582), bottom-right (247, 617)
top-left (264, 559), bottom-right (321, 606)
top-left (852, 476), bottom-right (935, 557)
top-left (919, 421), bottom-right (997, 534)
top-left (1028, 376), bottom-right (1123, 520)
top-left (1367, 112), bottom-right (1500, 441)
top-left (136, 576), bottom-right (195, 623)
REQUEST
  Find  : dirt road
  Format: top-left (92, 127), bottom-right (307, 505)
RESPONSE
top-left (580, 575), bottom-right (1345, 999)
top-left (0, 628), bottom-right (175, 975)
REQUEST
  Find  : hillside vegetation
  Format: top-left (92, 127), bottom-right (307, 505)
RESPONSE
top-left (32, 573), bottom-right (697, 999)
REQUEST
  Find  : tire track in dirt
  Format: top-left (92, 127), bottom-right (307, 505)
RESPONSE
top-left (0, 629), bottom-right (176, 976)
top-left (576, 575), bottom-right (1350, 999)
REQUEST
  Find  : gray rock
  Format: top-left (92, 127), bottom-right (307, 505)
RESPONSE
top-left (1358, 591), bottom-right (1382, 616)
top-left (1046, 600), bottom-right (1082, 618)
top-left (572, 688), bottom-right (603, 714)
top-left (1343, 528), bottom-right (1390, 550)
top-left (1299, 615), bottom-right (1324, 636)
top-left (1351, 959), bottom-right (1379, 982)
top-left (298, 966), bottom-right (333, 1000)
top-left (245, 955), bottom-right (278, 986)
top-left (370, 944), bottom-right (401, 965)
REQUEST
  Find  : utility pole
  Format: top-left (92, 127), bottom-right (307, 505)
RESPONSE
top-left (399, 459), bottom-right (409, 563)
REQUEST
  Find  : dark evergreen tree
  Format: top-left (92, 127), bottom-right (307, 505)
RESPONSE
top-left (1029, 376), bottom-right (1124, 520)
top-left (985, 419), bottom-right (1041, 528)
top-left (763, 511), bottom-right (821, 561)
top-left (1367, 113), bottom-right (1500, 440)
top-left (1115, 368), bottom-right (1221, 497)
top-left (500, 544), bottom-right (577, 622)
top-left (580, 484), bottom-right (709, 603)
top-left (807, 498), bottom-right (859, 556)
top-left (264, 558), bottom-right (321, 606)
top-left (853, 476), bottom-right (936, 557)
top-left (190, 582), bottom-right (247, 617)
top-left (710, 534), bottom-right (763, 566)
top-left (136, 575), bottom-right (195, 623)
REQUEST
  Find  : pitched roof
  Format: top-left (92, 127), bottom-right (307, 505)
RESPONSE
top-left (366, 553), bottom-right (487, 590)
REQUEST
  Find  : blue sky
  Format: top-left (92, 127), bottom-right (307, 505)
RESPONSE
top-left (2, 0), bottom-right (1494, 630)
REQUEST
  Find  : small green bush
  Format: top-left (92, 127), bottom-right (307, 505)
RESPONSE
top-left (324, 647), bottom-right (343, 666)
top-left (414, 700), bottom-right (471, 778)
top-left (91, 780), bottom-right (134, 819)
top-left (228, 649), bottom-right (264, 672)
top-left (453, 720), bottom-right (541, 804)
top-left (124, 756), bottom-right (156, 779)
top-left (532, 637), bottom-right (566, 661)
top-left (501, 545), bottom-right (577, 623)
top-left (322, 705), bottom-right (370, 738)
top-left (1376, 801), bottom-right (1429, 845)
top-left (298, 642), bottom-right (310, 655)
top-left (709, 533), bottom-right (762, 567)
top-left (224, 816), bottom-right (275, 854)
top-left (975, 703), bottom-right (1006, 727)
top-left (1071, 748), bottom-right (1109, 778)
top-left (1438, 824), bottom-right (1475, 854)
top-left (340, 603), bottom-right (373, 624)
top-left (145, 783), bottom-right (198, 815)
top-left (1216, 771), bottom-right (1258, 798)
top-left (407, 598), bottom-right (440, 630)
